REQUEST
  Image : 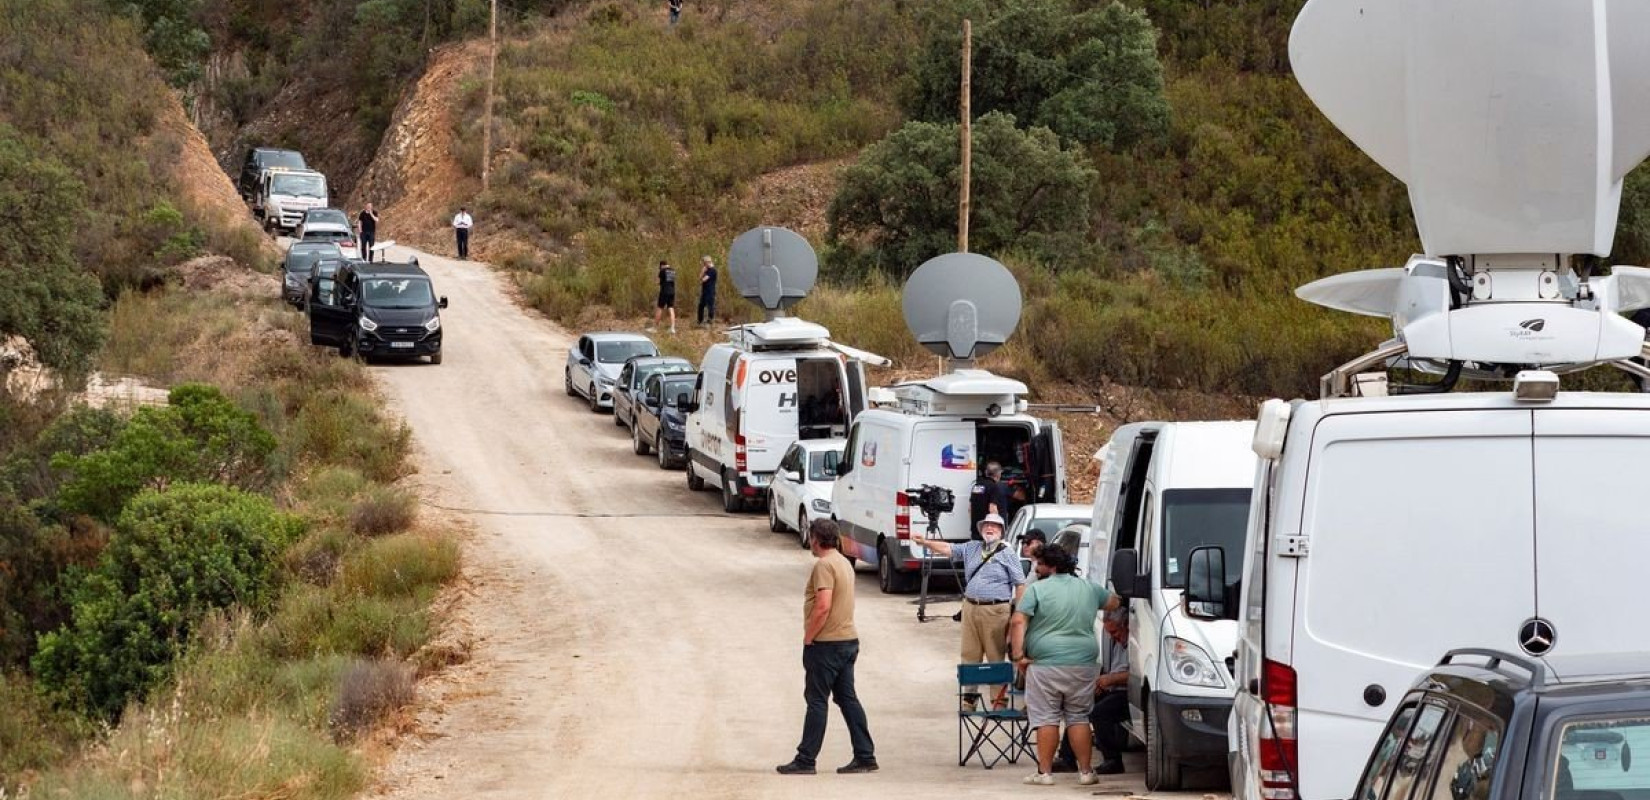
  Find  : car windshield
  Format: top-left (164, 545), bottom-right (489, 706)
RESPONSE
top-left (597, 340), bottom-right (657, 363)
top-left (808, 450), bottom-right (844, 482)
top-left (1161, 488), bottom-right (1251, 589)
top-left (303, 230), bottom-right (353, 243)
top-left (260, 151), bottom-right (304, 170)
top-left (1025, 515), bottom-right (1087, 542)
top-left (286, 246), bottom-right (336, 272)
top-left (361, 277), bottom-right (435, 309)
top-left (272, 173), bottom-right (326, 198)
top-left (635, 361), bottom-right (691, 387)
top-left (305, 210), bottom-right (350, 227)
top-left (659, 375), bottom-right (695, 405)
top-left (1550, 714), bottom-right (1650, 799)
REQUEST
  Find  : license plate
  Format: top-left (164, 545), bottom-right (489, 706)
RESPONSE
top-left (390, 341), bottom-right (415, 349)
top-left (748, 473), bottom-right (770, 487)
top-left (1598, 749), bottom-right (1609, 760)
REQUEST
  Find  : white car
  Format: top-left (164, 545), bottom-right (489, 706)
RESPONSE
top-left (766, 438), bottom-right (846, 548)
top-left (564, 332), bottom-right (659, 412)
top-left (296, 210), bottom-right (359, 260)
top-left (1005, 502), bottom-right (1092, 572)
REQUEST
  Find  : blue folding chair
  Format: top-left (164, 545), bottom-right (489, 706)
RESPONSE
top-left (957, 661), bottom-right (1030, 768)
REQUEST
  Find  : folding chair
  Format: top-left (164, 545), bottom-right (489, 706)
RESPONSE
top-left (957, 661), bottom-right (1030, 768)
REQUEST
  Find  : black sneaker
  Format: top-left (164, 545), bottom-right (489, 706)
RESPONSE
top-left (837, 759), bottom-right (879, 774)
top-left (1095, 758), bottom-right (1125, 775)
top-left (775, 760), bottom-right (816, 775)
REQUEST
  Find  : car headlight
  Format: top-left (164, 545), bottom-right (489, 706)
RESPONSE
top-left (811, 498), bottom-right (832, 513)
top-left (424, 316), bottom-right (441, 332)
top-left (284, 274), bottom-right (300, 288)
top-left (1165, 636), bottom-right (1225, 688)
top-left (597, 375), bottom-right (614, 386)
top-left (358, 316), bottom-right (378, 332)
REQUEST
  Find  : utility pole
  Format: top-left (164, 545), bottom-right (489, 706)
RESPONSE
top-left (481, 0), bottom-right (497, 190)
top-left (958, 19), bottom-right (972, 252)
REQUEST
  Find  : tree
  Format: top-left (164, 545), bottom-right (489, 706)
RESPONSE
top-left (826, 111), bottom-right (1095, 277)
top-left (906, 0), bottom-right (1169, 150)
top-left (108, 0), bottom-right (211, 87)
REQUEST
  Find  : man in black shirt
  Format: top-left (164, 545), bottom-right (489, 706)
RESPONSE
top-left (358, 202), bottom-right (379, 262)
top-left (968, 462), bottom-right (1013, 539)
top-left (651, 259), bottom-right (677, 334)
top-left (697, 255), bottom-right (718, 326)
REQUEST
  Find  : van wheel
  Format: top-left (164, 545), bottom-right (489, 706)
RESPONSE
top-left (632, 420), bottom-right (650, 455)
top-left (767, 493), bottom-right (786, 532)
top-left (797, 512), bottom-right (811, 549)
top-left (564, 370), bottom-right (575, 397)
top-left (878, 543), bottom-right (918, 594)
top-left (1145, 700), bottom-right (1184, 791)
top-left (686, 454), bottom-right (705, 491)
top-left (721, 470), bottom-right (745, 513)
top-left (429, 351), bottom-right (443, 365)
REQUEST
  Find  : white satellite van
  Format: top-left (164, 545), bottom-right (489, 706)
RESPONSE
top-left (1090, 421), bottom-right (1256, 790)
top-left (833, 370), bottom-right (1066, 593)
top-left (1193, 4), bottom-right (1650, 800)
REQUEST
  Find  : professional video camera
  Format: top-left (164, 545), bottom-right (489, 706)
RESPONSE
top-left (905, 484), bottom-right (955, 521)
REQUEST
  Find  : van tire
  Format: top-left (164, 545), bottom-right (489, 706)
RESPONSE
top-left (767, 493), bottom-right (787, 532)
top-left (632, 420), bottom-right (650, 455)
top-left (686, 455), bottom-right (705, 491)
top-left (878, 543), bottom-right (918, 594)
top-left (429, 351), bottom-right (443, 365)
top-left (1145, 699), bottom-right (1183, 791)
top-left (721, 470), bottom-right (745, 513)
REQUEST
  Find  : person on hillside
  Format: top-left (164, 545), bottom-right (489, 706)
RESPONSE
top-left (651, 259), bottom-right (677, 333)
top-left (453, 207), bottom-right (473, 260)
top-left (907, 512), bottom-right (1025, 710)
top-left (668, 0), bottom-right (683, 26)
top-left (777, 519), bottom-right (879, 776)
top-left (358, 202), bottom-right (379, 262)
top-left (1011, 544), bottom-right (1122, 786)
top-left (697, 255), bottom-right (718, 326)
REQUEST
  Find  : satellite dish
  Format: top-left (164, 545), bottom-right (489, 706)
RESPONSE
top-left (901, 252), bottom-right (1022, 365)
top-left (1290, 0), bottom-right (1650, 258)
top-left (727, 227), bottom-right (818, 318)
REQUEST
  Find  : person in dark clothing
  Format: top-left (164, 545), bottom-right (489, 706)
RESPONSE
top-left (358, 202), bottom-right (379, 262)
top-left (697, 255), bottom-right (718, 325)
top-left (968, 462), bottom-right (1013, 539)
top-left (651, 259), bottom-right (677, 333)
top-left (452, 207), bottom-right (473, 259)
top-left (668, 0), bottom-right (682, 25)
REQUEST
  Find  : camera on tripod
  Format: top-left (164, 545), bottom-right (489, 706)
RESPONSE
top-left (906, 484), bottom-right (955, 519)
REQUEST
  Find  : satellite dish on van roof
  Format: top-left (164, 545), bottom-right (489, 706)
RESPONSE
top-left (901, 252), bottom-right (1022, 367)
top-left (1290, 0), bottom-right (1650, 258)
top-left (728, 226), bottom-right (817, 319)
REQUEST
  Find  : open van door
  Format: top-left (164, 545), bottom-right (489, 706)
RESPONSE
top-left (796, 357), bottom-right (849, 439)
top-left (843, 359), bottom-right (868, 418)
top-left (1030, 422), bottom-right (1067, 503)
top-left (308, 278), bottom-right (353, 347)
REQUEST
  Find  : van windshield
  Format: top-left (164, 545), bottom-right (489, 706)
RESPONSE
top-left (272, 174), bottom-right (327, 198)
top-left (361, 277), bottom-right (435, 309)
top-left (1161, 488), bottom-right (1251, 589)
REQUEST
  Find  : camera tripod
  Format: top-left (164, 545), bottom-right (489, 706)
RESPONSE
top-left (915, 509), bottom-right (963, 623)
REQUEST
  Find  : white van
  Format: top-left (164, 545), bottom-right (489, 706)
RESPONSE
top-left (683, 318), bottom-right (875, 514)
top-left (1091, 420), bottom-right (1256, 790)
top-left (260, 168), bottom-right (329, 234)
top-left (831, 370), bottom-right (1066, 593)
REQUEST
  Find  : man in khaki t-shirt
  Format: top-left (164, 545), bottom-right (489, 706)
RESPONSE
top-left (777, 520), bottom-right (878, 776)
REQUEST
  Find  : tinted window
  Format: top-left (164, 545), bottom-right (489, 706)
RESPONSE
top-left (1387, 703), bottom-right (1450, 800)
top-left (636, 361), bottom-right (691, 388)
top-left (1161, 487), bottom-right (1252, 588)
top-left (660, 375), bottom-right (695, 406)
top-left (1361, 703), bottom-right (1422, 800)
top-left (808, 449), bottom-right (844, 482)
top-left (260, 150), bottom-right (305, 170)
top-left (1430, 712), bottom-right (1501, 800)
top-left (271, 173), bottom-right (326, 197)
top-left (312, 259), bottom-right (343, 279)
top-left (597, 340), bottom-right (657, 363)
top-left (361, 278), bottom-right (434, 308)
top-left (1550, 714), bottom-right (1650, 800)
top-left (314, 278), bottom-right (339, 306)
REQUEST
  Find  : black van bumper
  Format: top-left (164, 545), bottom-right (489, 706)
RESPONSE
top-left (357, 332), bottom-right (441, 358)
top-left (1152, 693), bottom-right (1232, 767)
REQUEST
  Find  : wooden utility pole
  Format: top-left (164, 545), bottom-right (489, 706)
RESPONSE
top-left (958, 19), bottom-right (972, 252)
top-left (481, 0), bottom-right (498, 190)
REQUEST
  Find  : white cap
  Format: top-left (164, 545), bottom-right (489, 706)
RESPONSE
top-left (976, 513), bottom-right (1006, 534)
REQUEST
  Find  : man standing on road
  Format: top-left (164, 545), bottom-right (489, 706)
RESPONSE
top-left (453, 206), bottom-right (473, 260)
top-left (778, 519), bottom-right (878, 776)
top-left (358, 202), bottom-right (379, 262)
top-left (908, 512), bottom-right (1025, 709)
top-left (1010, 544), bottom-right (1121, 786)
top-left (1054, 606), bottom-right (1130, 775)
top-left (969, 462), bottom-right (1012, 539)
top-left (696, 255), bottom-right (717, 326)
top-left (651, 259), bottom-right (677, 334)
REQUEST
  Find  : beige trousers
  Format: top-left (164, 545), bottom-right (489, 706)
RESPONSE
top-left (961, 601), bottom-right (1011, 699)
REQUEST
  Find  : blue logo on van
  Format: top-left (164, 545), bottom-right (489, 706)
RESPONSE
top-left (941, 444), bottom-right (975, 470)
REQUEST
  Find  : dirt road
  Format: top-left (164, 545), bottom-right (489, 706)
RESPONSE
top-left (363, 245), bottom-right (1205, 799)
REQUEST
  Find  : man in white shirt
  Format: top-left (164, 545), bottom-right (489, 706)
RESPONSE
top-left (452, 207), bottom-right (473, 259)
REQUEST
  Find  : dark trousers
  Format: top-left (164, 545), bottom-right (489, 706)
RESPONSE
top-left (1058, 689), bottom-right (1130, 763)
top-left (795, 640), bottom-right (874, 767)
top-left (697, 290), bottom-right (716, 324)
top-left (361, 233), bottom-right (375, 262)
top-left (456, 227), bottom-right (470, 259)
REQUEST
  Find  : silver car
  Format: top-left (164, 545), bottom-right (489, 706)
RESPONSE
top-left (564, 332), bottom-right (659, 413)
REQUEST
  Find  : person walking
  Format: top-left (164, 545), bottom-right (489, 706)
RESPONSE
top-left (358, 202), bottom-right (380, 262)
top-left (452, 207), bottom-right (473, 259)
top-left (696, 255), bottom-right (718, 326)
top-left (777, 519), bottom-right (878, 776)
top-left (1010, 544), bottom-right (1121, 786)
top-left (908, 512), bottom-right (1025, 709)
top-left (651, 259), bottom-right (677, 333)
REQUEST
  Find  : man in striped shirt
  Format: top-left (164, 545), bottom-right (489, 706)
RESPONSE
top-left (909, 512), bottom-right (1026, 708)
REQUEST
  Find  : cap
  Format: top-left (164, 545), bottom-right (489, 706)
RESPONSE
top-left (1021, 529), bottom-right (1047, 544)
top-left (976, 513), bottom-right (1006, 533)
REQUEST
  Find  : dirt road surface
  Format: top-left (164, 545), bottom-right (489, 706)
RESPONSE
top-left (361, 244), bottom-right (1224, 799)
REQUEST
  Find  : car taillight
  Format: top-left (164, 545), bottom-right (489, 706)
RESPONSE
top-left (734, 433), bottom-right (747, 472)
top-left (895, 491), bottom-right (910, 539)
top-left (342, 241), bottom-right (355, 249)
top-left (1258, 659), bottom-right (1299, 800)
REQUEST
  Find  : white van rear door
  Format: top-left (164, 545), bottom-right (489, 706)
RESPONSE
top-left (1293, 409), bottom-right (1534, 800)
top-left (740, 357), bottom-right (799, 476)
top-left (909, 421), bottom-right (978, 541)
top-left (1532, 409), bottom-right (1650, 658)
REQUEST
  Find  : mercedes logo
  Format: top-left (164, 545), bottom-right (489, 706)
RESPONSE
top-left (1519, 617), bottom-right (1556, 656)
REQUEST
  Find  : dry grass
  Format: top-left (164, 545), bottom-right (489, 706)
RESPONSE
top-left (349, 484), bottom-right (418, 536)
top-left (328, 659), bottom-right (414, 741)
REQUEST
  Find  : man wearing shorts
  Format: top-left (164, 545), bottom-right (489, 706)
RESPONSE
top-left (1010, 543), bottom-right (1120, 786)
top-left (651, 259), bottom-right (677, 333)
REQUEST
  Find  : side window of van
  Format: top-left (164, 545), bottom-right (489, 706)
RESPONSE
top-left (1137, 491), bottom-right (1155, 575)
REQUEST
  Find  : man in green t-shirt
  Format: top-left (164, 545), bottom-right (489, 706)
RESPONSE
top-left (1009, 544), bottom-right (1121, 786)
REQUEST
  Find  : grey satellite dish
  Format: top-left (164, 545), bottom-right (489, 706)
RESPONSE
top-left (902, 252), bottom-right (1022, 366)
top-left (728, 226), bottom-right (818, 319)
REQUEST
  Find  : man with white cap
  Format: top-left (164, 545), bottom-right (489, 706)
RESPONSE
top-left (908, 512), bottom-right (1026, 708)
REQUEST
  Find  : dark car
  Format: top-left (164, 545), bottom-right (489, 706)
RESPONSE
top-left (631, 371), bottom-right (697, 469)
top-left (612, 355), bottom-right (693, 430)
top-left (1350, 649), bottom-right (1650, 800)
top-left (309, 260), bottom-right (447, 364)
top-left (239, 147), bottom-right (306, 204)
top-left (281, 242), bottom-right (341, 307)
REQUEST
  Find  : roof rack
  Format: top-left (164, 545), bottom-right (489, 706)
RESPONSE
top-left (1438, 648), bottom-right (1548, 688)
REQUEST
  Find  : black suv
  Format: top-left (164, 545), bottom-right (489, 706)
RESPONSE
top-left (309, 261), bottom-right (447, 364)
top-left (239, 147), bottom-right (306, 203)
top-left (1351, 649), bottom-right (1650, 800)
top-left (630, 371), bottom-right (697, 469)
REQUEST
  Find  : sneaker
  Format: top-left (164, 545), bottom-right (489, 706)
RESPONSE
top-left (837, 759), bottom-right (878, 774)
top-left (1023, 772), bottom-right (1054, 786)
top-left (670, 326), bottom-right (677, 334)
top-left (1078, 771), bottom-right (1099, 786)
top-left (775, 760), bottom-right (816, 775)
top-left (1094, 758), bottom-right (1124, 775)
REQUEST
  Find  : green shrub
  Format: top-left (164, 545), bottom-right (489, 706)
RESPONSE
top-left (32, 483), bottom-right (302, 718)
top-left (290, 390), bottom-right (411, 483)
top-left (0, 671), bottom-right (88, 789)
top-left (339, 533), bottom-right (459, 600)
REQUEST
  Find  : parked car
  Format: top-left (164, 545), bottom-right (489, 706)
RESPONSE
top-left (281, 241), bottom-right (341, 308)
top-left (1004, 502), bottom-right (1091, 572)
top-left (309, 260), bottom-right (446, 364)
top-left (564, 333), bottom-right (658, 413)
top-left (239, 147), bottom-right (305, 204)
top-left (296, 211), bottom-right (358, 259)
top-left (613, 355), bottom-right (693, 429)
top-left (1348, 649), bottom-right (1650, 800)
top-left (766, 438), bottom-right (846, 548)
top-left (630, 371), bottom-right (698, 469)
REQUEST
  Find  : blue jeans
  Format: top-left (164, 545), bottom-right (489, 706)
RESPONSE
top-left (795, 640), bottom-right (875, 766)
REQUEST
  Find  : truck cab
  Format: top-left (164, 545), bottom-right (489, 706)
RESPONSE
top-left (260, 168), bottom-right (329, 234)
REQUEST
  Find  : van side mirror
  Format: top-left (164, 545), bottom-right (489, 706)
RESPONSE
top-left (673, 393), bottom-right (690, 409)
top-left (1108, 548), bottom-right (1150, 599)
top-left (439, 296), bottom-right (449, 309)
top-left (836, 460), bottom-right (852, 477)
top-left (1183, 546), bottom-right (1238, 621)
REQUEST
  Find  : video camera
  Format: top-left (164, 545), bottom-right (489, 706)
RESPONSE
top-left (905, 484), bottom-right (955, 519)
